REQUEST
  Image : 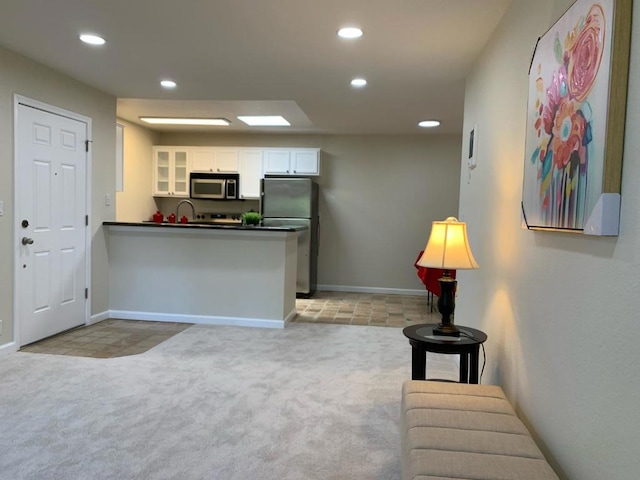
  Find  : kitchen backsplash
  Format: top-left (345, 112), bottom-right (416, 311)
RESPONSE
top-left (154, 197), bottom-right (259, 221)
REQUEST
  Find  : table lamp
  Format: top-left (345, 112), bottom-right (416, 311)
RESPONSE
top-left (417, 217), bottom-right (479, 336)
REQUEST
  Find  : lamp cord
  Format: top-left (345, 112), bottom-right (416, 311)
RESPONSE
top-left (458, 331), bottom-right (487, 384)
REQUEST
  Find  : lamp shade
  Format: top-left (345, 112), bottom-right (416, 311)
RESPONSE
top-left (417, 217), bottom-right (479, 270)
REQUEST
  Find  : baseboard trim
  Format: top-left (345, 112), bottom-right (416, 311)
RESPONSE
top-left (316, 284), bottom-right (428, 296)
top-left (283, 308), bottom-right (297, 326)
top-left (89, 310), bottom-right (110, 325)
top-left (109, 310), bottom-right (286, 329)
top-left (0, 341), bottom-right (18, 356)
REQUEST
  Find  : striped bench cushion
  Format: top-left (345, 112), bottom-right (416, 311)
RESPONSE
top-left (401, 381), bottom-right (559, 480)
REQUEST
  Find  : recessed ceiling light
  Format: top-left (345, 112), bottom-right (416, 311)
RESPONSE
top-left (237, 116), bottom-right (291, 126)
top-left (418, 120), bottom-right (441, 128)
top-left (351, 78), bottom-right (367, 87)
top-left (337, 27), bottom-right (363, 39)
top-left (79, 34), bottom-right (106, 45)
top-left (139, 117), bottom-right (230, 126)
top-left (160, 80), bottom-right (177, 89)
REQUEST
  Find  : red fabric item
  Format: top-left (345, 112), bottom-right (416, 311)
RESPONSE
top-left (414, 251), bottom-right (456, 296)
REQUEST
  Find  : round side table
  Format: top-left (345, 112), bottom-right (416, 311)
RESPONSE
top-left (402, 324), bottom-right (487, 384)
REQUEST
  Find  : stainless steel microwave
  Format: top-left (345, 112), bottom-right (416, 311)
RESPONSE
top-left (190, 172), bottom-right (239, 200)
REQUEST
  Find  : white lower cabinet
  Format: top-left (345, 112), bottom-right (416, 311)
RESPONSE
top-left (239, 149), bottom-right (263, 199)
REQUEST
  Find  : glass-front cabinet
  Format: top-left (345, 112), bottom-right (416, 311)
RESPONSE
top-left (153, 147), bottom-right (190, 197)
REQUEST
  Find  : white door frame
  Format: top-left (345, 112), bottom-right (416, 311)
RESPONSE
top-left (13, 95), bottom-right (92, 347)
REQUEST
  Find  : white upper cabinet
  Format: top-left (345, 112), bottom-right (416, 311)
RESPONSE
top-left (238, 149), bottom-right (263, 199)
top-left (263, 148), bottom-right (320, 176)
top-left (215, 148), bottom-right (240, 172)
top-left (190, 147), bottom-right (215, 172)
top-left (152, 146), bottom-right (320, 199)
top-left (291, 149), bottom-right (321, 175)
top-left (153, 147), bottom-right (190, 197)
top-left (190, 147), bottom-right (239, 173)
top-left (263, 149), bottom-right (291, 174)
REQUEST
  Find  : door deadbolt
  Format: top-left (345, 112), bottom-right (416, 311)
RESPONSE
top-left (22, 220), bottom-right (29, 228)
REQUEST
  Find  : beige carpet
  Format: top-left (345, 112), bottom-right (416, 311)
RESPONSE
top-left (0, 323), bottom-right (457, 480)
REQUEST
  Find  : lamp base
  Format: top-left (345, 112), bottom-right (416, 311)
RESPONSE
top-left (435, 272), bottom-right (460, 337)
top-left (433, 323), bottom-right (460, 337)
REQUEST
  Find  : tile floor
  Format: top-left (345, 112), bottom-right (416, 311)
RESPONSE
top-left (21, 319), bottom-right (192, 358)
top-left (293, 290), bottom-right (437, 327)
top-left (21, 291), bottom-right (437, 358)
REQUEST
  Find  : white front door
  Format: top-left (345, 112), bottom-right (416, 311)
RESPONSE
top-left (17, 103), bottom-right (88, 346)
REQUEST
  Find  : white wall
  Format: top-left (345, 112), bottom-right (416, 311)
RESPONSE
top-left (157, 132), bottom-right (462, 292)
top-left (0, 45), bottom-right (116, 348)
top-left (458, 1), bottom-right (640, 479)
top-left (115, 119), bottom-right (159, 222)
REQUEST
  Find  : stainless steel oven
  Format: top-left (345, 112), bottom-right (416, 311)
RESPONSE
top-left (190, 172), bottom-right (239, 200)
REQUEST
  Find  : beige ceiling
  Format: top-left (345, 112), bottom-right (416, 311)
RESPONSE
top-left (0, 0), bottom-right (510, 135)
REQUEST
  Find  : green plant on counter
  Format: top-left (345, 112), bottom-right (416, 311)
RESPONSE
top-left (241, 210), bottom-right (262, 226)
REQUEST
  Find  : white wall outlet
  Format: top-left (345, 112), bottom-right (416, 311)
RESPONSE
top-left (105, 194), bottom-right (111, 206)
top-left (0, 200), bottom-right (3, 216)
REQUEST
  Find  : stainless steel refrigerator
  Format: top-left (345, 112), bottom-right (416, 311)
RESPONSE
top-left (260, 177), bottom-right (319, 297)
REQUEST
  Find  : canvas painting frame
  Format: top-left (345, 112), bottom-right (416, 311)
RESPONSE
top-left (521, 0), bottom-right (632, 235)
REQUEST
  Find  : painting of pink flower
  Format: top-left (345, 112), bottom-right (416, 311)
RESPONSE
top-left (567, 5), bottom-right (605, 101)
top-left (522, 0), bottom-right (613, 231)
top-left (550, 98), bottom-right (588, 170)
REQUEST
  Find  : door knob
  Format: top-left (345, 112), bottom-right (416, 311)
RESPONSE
top-left (22, 237), bottom-right (34, 245)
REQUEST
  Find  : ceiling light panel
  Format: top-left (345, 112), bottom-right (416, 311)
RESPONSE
top-left (237, 116), bottom-right (291, 126)
top-left (140, 117), bottom-right (230, 126)
top-left (350, 78), bottom-right (367, 87)
top-left (160, 80), bottom-right (177, 88)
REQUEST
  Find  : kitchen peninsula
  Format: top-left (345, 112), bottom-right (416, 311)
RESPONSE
top-left (103, 222), bottom-right (306, 328)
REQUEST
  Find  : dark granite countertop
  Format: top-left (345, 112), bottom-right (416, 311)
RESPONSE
top-left (103, 221), bottom-right (308, 232)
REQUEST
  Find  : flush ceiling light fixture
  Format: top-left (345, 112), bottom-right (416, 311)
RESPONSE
top-left (418, 120), bottom-right (441, 128)
top-left (337, 27), bottom-right (363, 39)
top-left (79, 33), bottom-right (106, 45)
top-left (139, 117), bottom-right (231, 126)
top-left (160, 80), bottom-right (177, 89)
top-left (351, 78), bottom-right (367, 87)
top-left (237, 115), bottom-right (291, 126)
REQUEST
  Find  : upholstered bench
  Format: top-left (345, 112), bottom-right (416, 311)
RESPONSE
top-left (401, 380), bottom-right (559, 480)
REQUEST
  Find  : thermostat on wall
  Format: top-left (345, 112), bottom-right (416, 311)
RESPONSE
top-left (468, 125), bottom-right (478, 170)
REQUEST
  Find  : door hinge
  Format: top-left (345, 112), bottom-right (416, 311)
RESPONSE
top-left (85, 288), bottom-right (89, 299)
top-left (85, 215), bottom-right (89, 226)
top-left (85, 140), bottom-right (93, 152)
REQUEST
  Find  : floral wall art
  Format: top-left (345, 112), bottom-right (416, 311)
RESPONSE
top-left (522, 0), bottom-right (632, 235)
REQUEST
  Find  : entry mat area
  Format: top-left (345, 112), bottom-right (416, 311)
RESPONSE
top-left (20, 320), bottom-right (193, 358)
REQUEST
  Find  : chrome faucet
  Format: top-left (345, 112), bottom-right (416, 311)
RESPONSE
top-left (176, 199), bottom-right (196, 222)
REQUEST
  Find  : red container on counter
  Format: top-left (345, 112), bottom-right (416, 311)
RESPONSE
top-left (152, 211), bottom-right (163, 223)
top-left (180, 215), bottom-right (189, 224)
top-left (167, 213), bottom-right (176, 223)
